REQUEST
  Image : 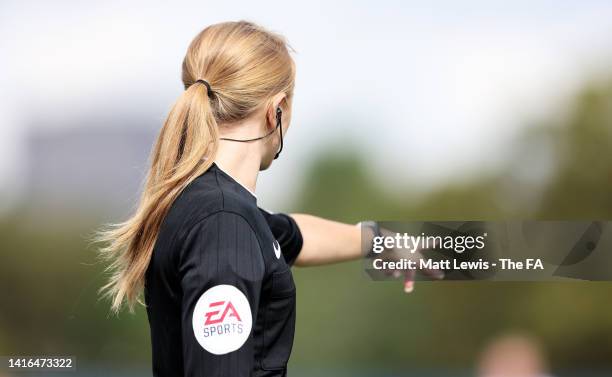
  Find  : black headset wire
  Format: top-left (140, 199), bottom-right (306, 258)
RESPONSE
top-left (219, 107), bottom-right (284, 159)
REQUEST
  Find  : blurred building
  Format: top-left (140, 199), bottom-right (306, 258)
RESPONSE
top-left (25, 117), bottom-right (155, 220)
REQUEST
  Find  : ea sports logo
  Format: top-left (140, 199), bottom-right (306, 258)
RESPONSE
top-left (192, 285), bottom-right (252, 355)
top-left (204, 300), bottom-right (242, 325)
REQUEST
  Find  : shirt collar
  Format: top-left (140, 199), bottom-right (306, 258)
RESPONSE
top-left (212, 161), bottom-right (258, 200)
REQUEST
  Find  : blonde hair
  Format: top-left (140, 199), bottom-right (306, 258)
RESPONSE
top-left (97, 21), bottom-right (295, 313)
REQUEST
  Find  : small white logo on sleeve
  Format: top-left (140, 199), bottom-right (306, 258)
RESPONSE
top-left (192, 284), bottom-right (252, 355)
top-left (273, 240), bottom-right (281, 259)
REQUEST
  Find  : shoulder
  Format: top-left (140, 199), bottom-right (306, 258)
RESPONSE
top-left (161, 165), bottom-right (270, 265)
top-left (178, 210), bottom-right (266, 283)
top-left (169, 166), bottom-right (259, 231)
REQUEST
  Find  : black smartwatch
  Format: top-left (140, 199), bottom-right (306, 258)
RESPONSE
top-left (359, 220), bottom-right (382, 258)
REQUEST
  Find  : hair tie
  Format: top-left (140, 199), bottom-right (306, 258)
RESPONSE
top-left (195, 79), bottom-right (214, 97)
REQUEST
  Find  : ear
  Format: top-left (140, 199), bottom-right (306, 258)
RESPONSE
top-left (266, 92), bottom-right (287, 129)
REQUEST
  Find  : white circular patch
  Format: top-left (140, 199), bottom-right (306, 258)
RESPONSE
top-left (192, 284), bottom-right (252, 355)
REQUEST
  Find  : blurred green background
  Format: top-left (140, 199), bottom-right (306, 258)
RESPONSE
top-left (2, 1), bottom-right (612, 376)
top-left (1, 76), bottom-right (611, 376)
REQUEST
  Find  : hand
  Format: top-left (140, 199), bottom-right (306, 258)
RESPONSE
top-left (374, 227), bottom-right (445, 293)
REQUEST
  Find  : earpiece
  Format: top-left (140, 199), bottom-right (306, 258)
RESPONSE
top-left (274, 107), bottom-right (283, 160)
top-left (219, 106), bottom-right (284, 159)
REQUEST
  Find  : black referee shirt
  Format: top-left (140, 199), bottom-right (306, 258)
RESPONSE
top-left (145, 163), bottom-right (303, 377)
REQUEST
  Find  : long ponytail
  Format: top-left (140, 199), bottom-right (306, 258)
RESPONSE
top-left (97, 82), bottom-right (218, 312)
top-left (96, 20), bottom-right (295, 313)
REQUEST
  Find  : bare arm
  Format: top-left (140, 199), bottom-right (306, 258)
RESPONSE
top-left (289, 214), bottom-right (444, 292)
top-left (290, 214), bottom-right (363, 267)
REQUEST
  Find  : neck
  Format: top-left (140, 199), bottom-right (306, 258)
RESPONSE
top-left (214, 140), bottom-right (261, 194)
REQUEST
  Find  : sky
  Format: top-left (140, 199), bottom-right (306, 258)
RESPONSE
top-left (1, 0), bottom-right (612, 211)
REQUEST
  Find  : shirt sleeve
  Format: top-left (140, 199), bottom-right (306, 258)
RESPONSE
top-left (258, 209), bottom-right (303, 266)
top-left (179, 211), bottom-right (265, 377)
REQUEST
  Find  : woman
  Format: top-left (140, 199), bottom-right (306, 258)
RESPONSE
top-left (98, 20), bottom-right (435, 377)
